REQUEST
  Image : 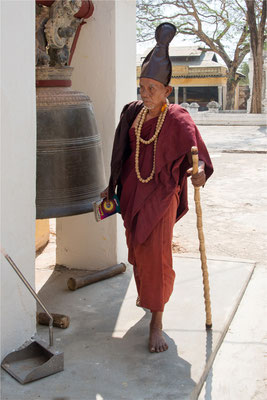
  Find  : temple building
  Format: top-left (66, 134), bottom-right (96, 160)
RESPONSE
top-left (137, 46), bottom-right (242, 110)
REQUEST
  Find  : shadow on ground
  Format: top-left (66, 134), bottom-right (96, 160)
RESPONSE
top-left (1, 266), bottom-right (195, 400)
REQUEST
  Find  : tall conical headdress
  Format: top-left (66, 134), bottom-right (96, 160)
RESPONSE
top-left (140, 23), bottom-right (176, 86)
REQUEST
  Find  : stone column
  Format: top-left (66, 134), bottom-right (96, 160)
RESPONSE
top-left (247, 53), bottom-right (254, 112)
top-left (183, 87), bottom-right (187, 103)
top-left (222, 85), bottom-right (227, 110)
top-left (218, 86), bottom-right (223, 108)
top-left (262, 50), bottom-right (267, 113)
top-left (234, 83), bottom-right (240, 110)
top-left (174, 86), bottom-right (179, 104)
top-left (56, 0), bottom-right (136, 270)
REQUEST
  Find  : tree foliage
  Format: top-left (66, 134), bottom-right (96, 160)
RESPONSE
top-left (137, 0), bottom-right (266, 111)
top-left (239, 61), bottom-right (249, 85)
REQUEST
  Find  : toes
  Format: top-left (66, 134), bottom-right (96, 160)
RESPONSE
top-left (158, 342), bottom-right (168, 352)
top-left (157, 344), bottom-right (163, 352)
top-left (149, 329), bottom-right (168, 353)
top-left (154, 342), bottom-right (167, 352)
top-left (149, 343), bottom-right (168, 353)
top-left (149, 345), bottom-right (156, 353)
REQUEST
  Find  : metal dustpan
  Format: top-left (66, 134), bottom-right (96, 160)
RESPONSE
top-left (1, 248), bottom-right (64, 384)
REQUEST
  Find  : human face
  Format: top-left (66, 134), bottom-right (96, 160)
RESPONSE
top-left (139, 78), bottom-right (172, 111)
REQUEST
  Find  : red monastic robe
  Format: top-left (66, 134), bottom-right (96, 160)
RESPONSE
top-left (109, 103), bottom-right (213, 312)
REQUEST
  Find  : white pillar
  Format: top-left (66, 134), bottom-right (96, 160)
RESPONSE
top-left (56, 0), bottom-right (136, 270)
top-left (1, 0), bottom-right (36, 358)
top-left (247, 53), bottom-right (253, 112)
top-left (174, 86), bottom-right (179, 104)
top-left (262, 50), bottom-right (267, 113)
top-left (222, 85), bottom-right (227, 110)
top-left (183, 87), bottom-right (187, 103)
top-left (218, 86), bottom-right (223, 108)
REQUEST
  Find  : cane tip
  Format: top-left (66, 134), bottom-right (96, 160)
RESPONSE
top-left (206, 323), bottom-right (212, 330)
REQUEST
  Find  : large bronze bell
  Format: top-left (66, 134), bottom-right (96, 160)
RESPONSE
top-left (36, 66), bottom-right (106, 219)
top-left (35, 1), bottom-right (106, 219)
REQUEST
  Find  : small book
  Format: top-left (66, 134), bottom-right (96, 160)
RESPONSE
top-left (93, 195), bottom-right (120, 222)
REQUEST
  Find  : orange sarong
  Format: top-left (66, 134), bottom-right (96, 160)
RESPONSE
top-left (126, 190), bottom-right (179, 312)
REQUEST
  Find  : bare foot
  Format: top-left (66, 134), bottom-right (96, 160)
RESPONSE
top-left (149, 311), bottom-right (168, 353)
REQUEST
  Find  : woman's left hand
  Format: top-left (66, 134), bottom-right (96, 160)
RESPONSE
top-left (187, 160), bottom-right (206, 187)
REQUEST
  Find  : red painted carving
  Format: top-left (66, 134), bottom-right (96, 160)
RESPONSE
top-left (35, 0), bottom-right (94, 19)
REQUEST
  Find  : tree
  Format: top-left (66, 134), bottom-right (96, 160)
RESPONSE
top-left (239, 61), bottom-right (249, 84)
top-left (245, 0), bottom-right (266, 113)
top-left (137, 0), bottom-right (266, 111)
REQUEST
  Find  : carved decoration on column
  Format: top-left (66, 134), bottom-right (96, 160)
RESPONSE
top-left (36, 0), bottom-right (89, 67)
top-left (45, 0), bottom-right (82, 66)
top-left (36, 4), bottom-right (50, 66)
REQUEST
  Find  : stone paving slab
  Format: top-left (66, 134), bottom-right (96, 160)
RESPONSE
top-left (198, 264), bottom-right (267, 400)
top-left (1, 256), bottom-right (255, 400)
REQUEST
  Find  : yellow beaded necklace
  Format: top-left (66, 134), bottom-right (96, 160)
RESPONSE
top-left (135, 100), bottom-right (169, 183)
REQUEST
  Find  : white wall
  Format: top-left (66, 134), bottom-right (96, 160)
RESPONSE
top-left (1, 1), bottom-right (36, 358)
top-left (56, 0), bottom-right (136, 270)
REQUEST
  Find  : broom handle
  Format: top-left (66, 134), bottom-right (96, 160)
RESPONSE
top-left (1, 247), bottom-right (54, 346)
top-left (191, 146), bottom-right (212, 328)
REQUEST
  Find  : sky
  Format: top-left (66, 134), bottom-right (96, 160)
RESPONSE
top-left (136, 36), bottom-right (230, 67)
top-left (136, 34), bottom-right (250, 68)
top-left (136, 36), bottom-right (198, 55)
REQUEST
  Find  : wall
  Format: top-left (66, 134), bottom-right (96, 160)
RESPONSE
top-left (191, 112), bottom-right (266, 125)
top-left (56, 0), bottom-right (136, 269)
top-left (35, 220), bottom-right (50, 251)
top-left (1, 1), bottom-right (36, 358)
top-left (238, 85), bottom-right (250, 110)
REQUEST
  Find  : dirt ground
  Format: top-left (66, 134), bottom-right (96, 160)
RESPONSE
top-left (172, 125), bottom-right (267, 264)
top-left (37, 125), bottom-right (267, 269)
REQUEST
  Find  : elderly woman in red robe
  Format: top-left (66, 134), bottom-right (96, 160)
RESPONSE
top-left (101, 23), bottom-right (213, 353)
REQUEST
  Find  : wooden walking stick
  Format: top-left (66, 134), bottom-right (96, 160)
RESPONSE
top-left (191, 146), bottom-right (212, 329)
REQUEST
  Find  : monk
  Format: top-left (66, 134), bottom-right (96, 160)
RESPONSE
top-left (101, 23), bottom-right (213, 353)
